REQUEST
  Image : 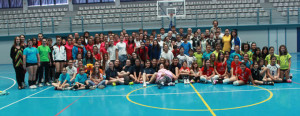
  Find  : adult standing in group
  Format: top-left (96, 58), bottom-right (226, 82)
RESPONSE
top-left (37, 33), bottom-right (43, 47)
top-left (116, 36), bottom-right (128, 66)
top-left (53, 36), bottom-right (67, 82)
top-left (222, 29), bottom-right (231, 52)
top-left (10, 36), bottom-right (26, 89)
top-left (230, 29), bottom-right (241, 53)
top-left (210, 20), bottom-right (219, 34)
top-left (23, 39), bottom-right (40, 89)
top-left (37, 38), bottom-right (52, 87)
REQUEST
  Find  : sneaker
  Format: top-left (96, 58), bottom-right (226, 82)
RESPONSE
top-left (72, 85), bottom-right (78, 91)
top-left (112, 82), bottom-right (116, 86)
top-left (129, 82), bottom-right (134, 85)
top-left (65, 87), bottom-right (72, 90)
top-left (146, 82), bottom-right (150, 85)
top-left (268, 82), bottom-right (274, 86)
top-left (45, 82), bottom-right (51, 86)
top-left (190, 79), bottom-right (195, 84)
top-left (287, 79), bottom-right (292, 83)
top-left (22, 82), bottom-right (26, 88)
top-left (143, 82), bottom-right (147, 87)
top-left (168, 82), bottom-right (175, 86)
top-left (0, 91), bottom-right (9, 96)
top-left (89, 86), bottom-right (96, 90)
top-left (38, 83), bottom-right (43, 87)
top-left (186, 79), bottom-right (190, 84)
top-left (203, 80), bottom-right (207, 84)
top-left (211, 78), bottom-right (217, 85)
top-left (290, 73), bottom-right (293, 79)
top-left (98, 85), bottom-right (105, 89)
top-left (183, 79), bottom-right (187, 84)
top-left (29, 85), bottom-right (37, 89)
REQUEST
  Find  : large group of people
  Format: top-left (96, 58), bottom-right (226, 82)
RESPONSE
top-left (10, 20), bottom-right (292, 90)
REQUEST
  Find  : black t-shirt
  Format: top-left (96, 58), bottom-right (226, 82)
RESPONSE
top-left (114, 65), bottom-right (122, 72)
top-left (133, 64), bottom-right (144, 74)
top-left (105, 68), bottom-right (118, 80)
top-left (207, 39), bottom-right (215, 50)
top-left (215, 38), bottom-right (223, 48)
top-left (123, 65), bottom-right (133, 74)
top-left (251, 68), bottom-right (262, 81)
top-left (151, 64), bottom-right (158, 72)
top-left (169, 63), bottom-right (181, 74)
top-left (143, 67), bottom-right (155, 74)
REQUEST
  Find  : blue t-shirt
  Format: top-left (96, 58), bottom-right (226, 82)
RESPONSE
top-left (75, 73), bottom-right (88, 83)
top-left (229, 52), bottom-right (243, 61)
top-left (202, 51), bottom-right (212, 61)
top-left (59, 73), bottom-right (71, 84)
top-left (23, 47), bottom-right (39, 63)
top-left (180, 42), bottom-right (192, 55)
top-left (245, 60), bottom-right (253, 69)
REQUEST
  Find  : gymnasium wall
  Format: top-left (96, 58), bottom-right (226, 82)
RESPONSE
top-left (0, 25), bottom-right (298, 64)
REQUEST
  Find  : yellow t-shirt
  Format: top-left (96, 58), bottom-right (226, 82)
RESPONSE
top-left (279, 53), bottom-right (291, 70)
top-left (213, 50), bottom-right (224, 59)
top-left (222, 35), bottom-right (231, 52)
top-left (241, 51), bottom-right (253, 61)
top-left (265, 54), bottom-right (279, 65)
top-left (194, 52), bottom-right (203, 67)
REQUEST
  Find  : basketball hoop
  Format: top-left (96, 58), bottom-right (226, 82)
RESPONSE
top-left (169, 13), bottom-right (174, 19)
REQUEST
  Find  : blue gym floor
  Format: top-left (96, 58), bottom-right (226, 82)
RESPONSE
top-left (1, 54), bottom-right (300, 116)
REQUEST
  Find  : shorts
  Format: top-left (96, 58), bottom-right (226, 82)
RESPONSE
top-left (280, 69), bottom-right (288, 71)
top-left (26, 63), bottom-right (37, 67)
top-left (54, 60), bottom-right (65, 62)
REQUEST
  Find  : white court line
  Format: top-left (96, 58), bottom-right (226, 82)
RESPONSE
top-left (0, 87), bottom-right (52, 111)
top-left (0, 76), bottom-right (16, 91)
top-left (28, 87), bottom-right (300, 99)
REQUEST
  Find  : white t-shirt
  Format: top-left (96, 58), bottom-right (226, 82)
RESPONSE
top-left (161, 51), bottom-right (174, 63)
top-left (116, 42), bottom-right (127, 56)
top-left (177, 54), bottom-right (188, 65)
top-left (186, 56), bottom-right (196, 67)
top-left (94, 44), bottom-right (101, 53)
top-left (158, 40), bottom-right (164, 51)
top-left (66, 66), bottom-right (77, 77)
top-left (135, 40), bottom-right (141, 48)
top-left (107, 46), bottom-right (117, 60)
top-left (267, 64), bottom-right (280, 76)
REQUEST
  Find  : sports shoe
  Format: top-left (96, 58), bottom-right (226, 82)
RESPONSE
top-left (168, 82), bottom-right (175, 86)
top-left (64, 87), bottom-right (72, 90)
top-left (89, 86), bottom-right (96, 90)
top-left (186, 79), bottom-right (190, 84)
top-left (146, 82), bottom-right (150, 85)
top-left (22, 82), bottom-right (26, 88)
top-left (190, 79), bottom-right (195, 84)
top-left (38, 83), bottom-right (43, 87)
top-left (143, 82), bottom-right (147, 87)
top-left (183, 79), bottom-right (187, 84)
top-left (98, 85), bottom-right (105, 89)
top-left (112, 82), bottom-right (116, 86)
top-left (268, 82), bottom-right (274, 86)
top-left (129, 82), bottom-right (134, 85)
top-left (72, 85), bottom-right (78, 91)
top-left (290, 73), bottom-right (293, 79)
top-left (29, 85), bottom-right (37, 89)
top-left (0, 91), bottom-right (9, 96)
top-left (211, 78), bottom-right (217, 85)
top-left (287, 79), bottom-right (292, 83)
top-left (45, 82), bottom-right (51, 86)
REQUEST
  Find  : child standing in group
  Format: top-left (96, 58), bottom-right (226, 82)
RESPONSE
top-left (200, 60), bottom-right (219, 84)
top-left (52, 67), bottom-right (71, 90)
top-left (194, 46), bottom-right (203, 68)
top-left (186, 49), bottom-right (196, 68)
top-left (278, 45), bottom-right (292, 83)
top-left (267, 55), bottom-right (282, 83)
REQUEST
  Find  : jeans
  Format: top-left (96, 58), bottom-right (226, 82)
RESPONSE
top-left (87, 80), bottom-right (107, 87)
top-left (118, 54), bottom-right (127, 67)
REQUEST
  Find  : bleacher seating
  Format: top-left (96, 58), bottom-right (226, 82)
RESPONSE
top-left (269, 0), bottom-right (299, 16)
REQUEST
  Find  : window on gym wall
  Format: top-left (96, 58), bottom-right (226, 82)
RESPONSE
top-left (72, 0), bottom-right (114, 4)
top-left (27, 0), bottom-right (68, 6)
top-left (120, 0), bottom-right (156, 2)
top-left (0, 0), bottom-right (23, 9)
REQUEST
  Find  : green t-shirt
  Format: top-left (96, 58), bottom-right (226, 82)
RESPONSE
top-left (194, 52), bottom-right (203, 67)
top-left (279, 53), bottom-right (291, 70)
top-left (38, 45), bottom-right (51, 62)
top-left (265, 54), bottom-right (279, 65)
top-left (241, 51), bottom-right (253, 61)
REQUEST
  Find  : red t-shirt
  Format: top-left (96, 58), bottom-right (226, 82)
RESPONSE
top-left (237, 68), bottom-right (251, 83)
top-left (137, 47), bottom-right (149, 61)
top-left (85, 44), bottom-right (94, 53)
top-left (65, 44), bottom-right (74, 61)
top-left (93, 53), bottom-right (101, 61)
top-left (180, 67), bottom-right (190, 71)
top-left (231, 61), bottom-right (241, 76)
top-left (214, 61), bottom-right (227, 75)
top-left (172, 49), bottom-right (180, 57)
top-left (113, 40), bottom-right (120, 46)
top-left (126, 43), bottom-right (136, 56)
top-left (200, 67), bottom-right (214, 76)
top-left (37, 40), bottom-right (42, 47)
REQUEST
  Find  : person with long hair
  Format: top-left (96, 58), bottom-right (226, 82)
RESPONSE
top-left (53, 36), bottom-right (67, 82)
top-left (200, 59), bottom-right (219, 84)
top-left (85, 38), bottom-right (94, 53)
top-left (150, 40), bottom-right (161, 60)
top-left (250, 42), bottom-right (257, 54)
top-left (190, 62), bottom-right (200, 83)
top-left (87, 61), bottom-right (106, 89)
top-left (72, 38), bottom-right (87, 60)
top-left (222, 29), bottom-right (231, 52)
top-left (83, 51), bottom-right (95, 66)
top-left (213, 43), bottom-right (223, 59)
top-left (223, 55), bottom-right (241, 84)
top-left (92, 46), bottom-right (101, 61)
top-left (261, 46), bottom-right (269, 60)
top-left (179, 61), bottom-right (191, 84)
top-left (267, 55), bottom-right (282, 83)
top-left (136, 41), bottom-right (149, 63)
top-left (126, 36), bottom-right (136, 57)
top-left (241, 43), bottom-right (253, 61)
top-left (107, 39), bottom-right (117, 63)
top-left (23, 39), bottom-right (40, 89)
top-left (231, 62), bottom-right (256, 86)
top-left (230, 29), bottom-right (241, 53)
top-left (278, 45), bottom-right (292, 83)
top-left (37, 38), bottom-right (52, 87)
top-left (32, 37), bottom-right (38, 48)
top-left (10, 36), bottom-right (26, 89)
top-left (214, 52), bottom-right (228, 81)
top-left (243, 54), bottom-right (253, 69)
top-left (253, 47), bottom-right (262, 62)
top-left (251, 61), bottom-right (274, 85)
top-left (265, 46), bottom-right (279, 66)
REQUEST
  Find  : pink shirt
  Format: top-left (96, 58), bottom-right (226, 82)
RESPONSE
top-left (156, 69), bottom-right (173, 82)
